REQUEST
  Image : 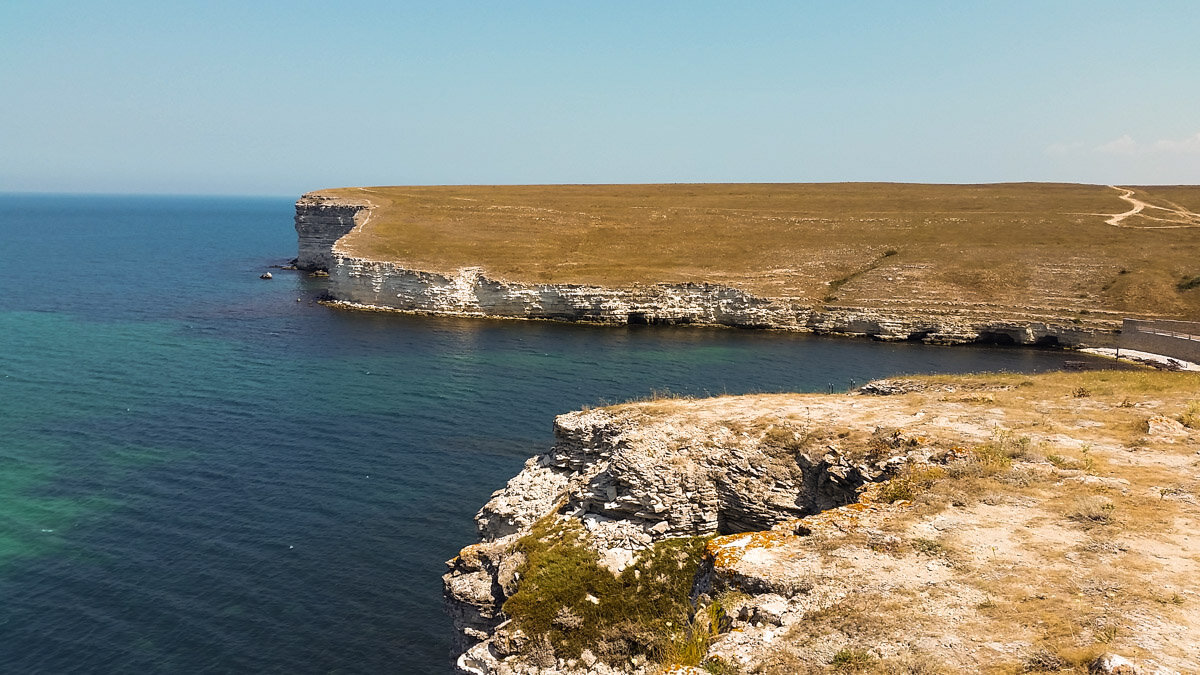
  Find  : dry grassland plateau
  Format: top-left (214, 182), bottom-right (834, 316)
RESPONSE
top-left (317, 183), bottom-right (1200, 324)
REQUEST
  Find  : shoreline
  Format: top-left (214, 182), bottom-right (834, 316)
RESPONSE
top-left (291, 190), bottom-right (1179, 352)
top-left (318, 296), bottom-right (1126, 350)
top-left (443, 371), bottom-right (1200, 673)
top-left (1080, 346), bottom-right (1200, 371)
top-left (322, 296), bottom-right (1200, 371)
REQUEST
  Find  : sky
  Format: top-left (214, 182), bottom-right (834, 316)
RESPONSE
top-left (2, 1), bottom-right (1198, 196)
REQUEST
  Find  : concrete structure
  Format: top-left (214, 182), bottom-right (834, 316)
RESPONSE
top-left (1121, 319), bottom-right (1200, 364)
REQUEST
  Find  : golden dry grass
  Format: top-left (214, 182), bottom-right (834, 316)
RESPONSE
top-left (316, 182), bottom-right (1200, 321)
top-left (599, 370), bottom-right (1200, 672)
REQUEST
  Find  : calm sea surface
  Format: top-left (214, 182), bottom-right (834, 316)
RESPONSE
top-left (0, 195), bottom-right (1116, 673)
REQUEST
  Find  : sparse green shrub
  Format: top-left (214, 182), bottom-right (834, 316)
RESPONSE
top-left (502, 518), bottom-right (712, 665)
top-left (911, 537), bottom-right (947, 556)
top-left (981, 429), bottom-right (1033, 460)
top-left (1178, 275), bottom-right (1200, 291)
top-left (762, 423), bottom-right (809, 452)
top-left (702, 658), bottom-right (741, 674)
top-left (1180, 400), bottom-right (1199, 429)
top-left (831, 647), bottom-right (874, 671)
top-left (878, 478), bottom-right (916, 503)
top-left (1072, 386), bottom-right (1091, 398)
top-left (1095, 624), bottom-right (1120, 643)
top-left (657, 599), bottom-right (728, 667)
top-left (1046, 454), bottom-right (1070, 469)
top-left (1023, 647), bottom-right (1066, 671)
top-left (1045, 450), bottom-right (1093, 472)
top-left (878, 465), bottom-right (945, 503)
top-left (948, 429), bottom-right (1030, 478)
top-left (877, 655), bottom-right (951, 674)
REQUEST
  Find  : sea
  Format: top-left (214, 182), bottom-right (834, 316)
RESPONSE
top-left (0, 194), bottom-right (1118, 673)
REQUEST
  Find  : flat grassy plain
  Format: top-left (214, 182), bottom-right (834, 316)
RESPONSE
top-left (318, 183), bottom-right (1200, 322)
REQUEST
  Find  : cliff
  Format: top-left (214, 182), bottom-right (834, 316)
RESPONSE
top-left (289, 184), bottom-right (1179, 346)
top-left (294, 193), bottom-right (370, 271)
top-left (443, 370), bottom-right (1200, 674)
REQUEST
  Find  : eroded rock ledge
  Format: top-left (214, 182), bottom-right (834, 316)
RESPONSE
top-left (444, 374), bottom-right (1200, 674)
top-left (293, 193), bottom-right (1116, 347)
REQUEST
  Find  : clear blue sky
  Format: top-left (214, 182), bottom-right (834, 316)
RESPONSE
top-left (3, 1), bottom-right (1198, 195)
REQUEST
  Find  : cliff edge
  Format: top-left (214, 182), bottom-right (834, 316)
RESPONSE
top-left (444, 370), bottom-right (1200, 674)
top-left (294, 183), bottom-right (1200, 345)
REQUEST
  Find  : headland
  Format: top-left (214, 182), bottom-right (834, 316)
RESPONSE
top-left (294, 183), bottom-right (1200, 346)
top-left (445, 370), bottom-right (1200, 673)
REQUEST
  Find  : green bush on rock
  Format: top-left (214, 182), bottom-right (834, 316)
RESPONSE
top-left (502, 517), bottom-right (712, 665)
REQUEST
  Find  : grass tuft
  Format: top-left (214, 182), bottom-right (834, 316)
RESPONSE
top-left (1180, 400), bottom-right (1199, 428)
top-left (1067, 496), bottom-right (1116, 525)
top-left (502, 518), bottom-right (712, 665)
top-left (830, 647), bottom-right (874, 671)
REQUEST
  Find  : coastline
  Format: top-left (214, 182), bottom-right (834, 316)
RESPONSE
top-left (289, 188), bottom-right (1200, 673)
top-left (443, 372), bottom-right (1200, 674)
top-left (295, 193), bottom-right (1125, 350)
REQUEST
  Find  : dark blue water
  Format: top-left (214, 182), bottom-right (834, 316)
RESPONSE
top-left (0, 194), bottom-right (1114, 673)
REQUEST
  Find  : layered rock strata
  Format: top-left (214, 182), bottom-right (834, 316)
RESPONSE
top-left (294, 193), bottom-right (370, 271)
top-left (293, 193), bottom-right (1117, 347)
top-left (443, 377), bottom-right (1200, 674)
top-left (444, 399), bottom-right (916, 674)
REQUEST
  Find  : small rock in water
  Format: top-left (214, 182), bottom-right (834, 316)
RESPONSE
top-left (260, 272), bottom-right (273, 280)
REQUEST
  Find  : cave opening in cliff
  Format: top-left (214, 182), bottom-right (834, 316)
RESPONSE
top-left (975, 331), bottom-right (1018, 346)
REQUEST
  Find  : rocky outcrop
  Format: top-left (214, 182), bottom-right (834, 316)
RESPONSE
top-left (324, 260), bottom-right (1115, 346)
top-left (294, 193), bottom-right (369, 271)
top-left (442, 396), bottom-right (953, 673)
top-left (443, 378), bottom-right (1200, 674)
top-left (293, 194), bottom-right (1122, 346)
top-left (293, 193), bottom-right (1119, 347)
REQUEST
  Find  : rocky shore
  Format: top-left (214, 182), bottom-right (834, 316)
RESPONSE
top-left (443, 373), bottom-right (1200, 674)
top-left (293, 193), bottom-right (1118, 347)
top-left (292, 192), bottom-right (1200, 672)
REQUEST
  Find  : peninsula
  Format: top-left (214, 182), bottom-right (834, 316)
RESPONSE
top-left (290, 183), bottom-right (1200, 673)
top-left (445, 370), bottom-right (1200, 674)
top-left (294, 183), bottom-right (1200, 345)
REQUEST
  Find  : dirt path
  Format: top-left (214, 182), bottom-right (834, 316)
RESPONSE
top-left (1106, 185), bottom-right (1200, 228)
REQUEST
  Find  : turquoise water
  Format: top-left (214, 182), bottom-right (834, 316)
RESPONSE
top-left (0, 195), bottom-right (1115, 673)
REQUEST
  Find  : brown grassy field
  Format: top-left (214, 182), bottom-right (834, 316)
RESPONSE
top-left (316, 183), bottom-right (1200, 321)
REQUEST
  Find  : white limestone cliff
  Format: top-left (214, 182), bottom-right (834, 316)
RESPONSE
top-left (293, 193), bottom-right (1117, 347)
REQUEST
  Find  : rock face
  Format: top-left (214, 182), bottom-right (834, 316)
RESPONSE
top-left (474, 407), bottom-right (888, 545)
top-left (294, 193), bottom-right (369, 271)
top-left (293, 193), bottom-right (1118, 347)
top-left (442, 397), bottom-right (938, 673)
top-left (443, 379), bottom-right (1200, 674)
top-left (324, 260), bottom-right (1111, 346)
